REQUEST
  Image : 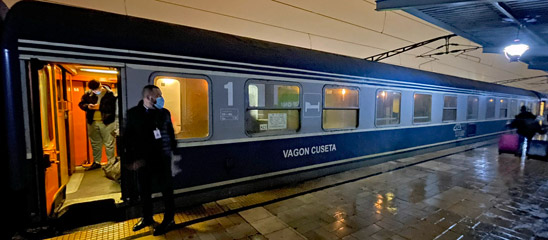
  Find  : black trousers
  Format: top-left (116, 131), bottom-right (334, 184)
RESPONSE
top-left (136, 156), bottom-right (175, 221)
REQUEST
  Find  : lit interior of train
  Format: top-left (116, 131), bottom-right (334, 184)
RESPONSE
top-left (37, 62), bottom-right (120, 214)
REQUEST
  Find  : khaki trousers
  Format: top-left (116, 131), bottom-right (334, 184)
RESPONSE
top-left (87, 121), bottom-right (116, 165)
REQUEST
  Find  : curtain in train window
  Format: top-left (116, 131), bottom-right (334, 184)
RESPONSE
top-left (499, 99), bottom-right (508, 118)
top-left (246, 81), bottom-right (300, 135)
top-left (376, 90), bottom-right (401, 126)
top-left (154, 76), bottom-right (209, 139)
top-left (413, 93), bottom-right (431, 123)
top-left (486, 98), bottom-right (496, 119)
top-left (442, 95), bottom-right (457, 122)
top-left (323, 86), bottom-right (359, 129)
top-left (467, 96), bottom-right (479, 120)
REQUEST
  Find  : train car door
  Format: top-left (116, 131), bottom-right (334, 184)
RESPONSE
top-left (31, 60), bottom-right (123, 217)
top-left (32, 62), bottom-right (65, 215)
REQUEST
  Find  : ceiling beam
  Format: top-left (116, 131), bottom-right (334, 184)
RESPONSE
top-left (491, 2), bottom-right (547, 46)
top-left (527, 63), bottom-right (548, 72)
top-left (375, 0), bottom-right (510, 11)
top-left (403, 8), bottom-right (490, 46)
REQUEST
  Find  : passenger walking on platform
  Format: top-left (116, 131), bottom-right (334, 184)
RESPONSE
top-left (78, 80), bottom-right (117, 170)
top-left (125, 85), bottom-right (179, 236)
top-left (510, 106), bottom-right (544, 156)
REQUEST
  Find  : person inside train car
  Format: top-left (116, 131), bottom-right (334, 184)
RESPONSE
top-left (510, 106), bottom-right (545, 156)
top-left (78, 79), bottom-right (117, 170)
top-left (124, 85), bottom-right (180, 236)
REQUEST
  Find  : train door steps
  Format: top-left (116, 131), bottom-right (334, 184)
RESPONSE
top-left (37, 139), bottom-right (497, 239)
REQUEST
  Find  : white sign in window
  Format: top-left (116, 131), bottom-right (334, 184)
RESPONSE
top-left (268, 113), bottom-right (287, 130)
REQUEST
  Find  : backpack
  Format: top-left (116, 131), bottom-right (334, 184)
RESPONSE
top-left (103, 157), bottom-right (121, 182)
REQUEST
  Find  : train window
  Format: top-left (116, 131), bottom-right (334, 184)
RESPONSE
top-left (486, 98), bottom-right (495, 119)
top-left (442, 95), bottom-right (457, 122)
top-left (509, 99), bottom-right (518, 118)
top-left (531, 102), bottom-right (539, 115)
top-left (246, 80), bottom-right (300, 135)
top-left (323, 86), bottom-right (359, 130)
top-left (467, 96), bottom-right (479, 120)
top-left (499, 99), bottom-right (508, 118)
top-left (376, 90), bottom-right (401, 126)
top-left (413, 93), bottom-right (432, 123)
top-left (154, 76), bottom-right (210, 140)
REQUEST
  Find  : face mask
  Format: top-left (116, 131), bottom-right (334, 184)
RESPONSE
top-left (93, 90), bottom-right (102, 95)
top-left (154, 97), bottom-right (165, 109)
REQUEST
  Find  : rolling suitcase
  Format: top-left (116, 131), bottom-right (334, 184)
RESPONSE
top-left (527, 140), bottom-right (548, 160)
top-left (498, 134), bottom-right (519, 154)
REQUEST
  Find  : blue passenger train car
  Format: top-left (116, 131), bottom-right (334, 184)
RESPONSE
top-left (1, 1), bottom-right (545, 229)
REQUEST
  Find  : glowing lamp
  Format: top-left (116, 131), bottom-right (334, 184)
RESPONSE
top-left (159, 78), bottom-right (177, 84)
top-left (503, 40), bottom-right (529, 62)
top-left (80, 68), bottom-right (119, 74)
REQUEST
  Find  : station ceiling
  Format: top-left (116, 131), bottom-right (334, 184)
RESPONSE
top-left (376, 0), bottom-right (548, 74)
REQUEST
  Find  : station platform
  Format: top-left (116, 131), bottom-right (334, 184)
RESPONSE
top-left (44, 140), bottom-right (548, 240)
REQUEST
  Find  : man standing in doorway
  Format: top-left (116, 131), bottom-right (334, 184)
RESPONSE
top-left (125, 85), bottom-right (178, 236)
top-left (78, 79), bottom-right (117, 170)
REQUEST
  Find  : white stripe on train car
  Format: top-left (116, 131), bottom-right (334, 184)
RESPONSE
top-left (160, 130), bottom-right (508, 197)
top-left (177, 119), bottom-right (510, 147)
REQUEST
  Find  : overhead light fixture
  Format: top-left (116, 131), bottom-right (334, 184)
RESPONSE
top-left (80, 68), bottom-right (119, 74)
top-left (504, 26), bottom-right (529, 62)
top-left (504, 40), bottom-right (529, 62)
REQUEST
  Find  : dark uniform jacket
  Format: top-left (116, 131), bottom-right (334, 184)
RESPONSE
top-left (78, 87), bottom-right (117, 125)
top-left (511, 111), bottom-right (544, 139)
top-left (124, 100), bottom-right (177, 166)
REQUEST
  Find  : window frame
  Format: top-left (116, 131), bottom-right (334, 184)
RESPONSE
top-left (244, 79), bottom-right (302, 137)
top-left (322, 85), bottom-right (360, 131)
top-left (499, 98), bottom-right (508, 119)
top-left (150, 72), bottom-right (213, 142)
top-left (466, 96), bottom-right (479, 120)
top-left (531, 101), bottom-right (539, 115)
top-left (442, 95), bottom-right (458, 123)
top-left (508, 99), bottom-right (518, 118)
top-left (412, 92), bottom-right (432, 125)
top-left (485, 97), bottom-right (496, 119)
top-left (375, 89), bottom-right (402, 127)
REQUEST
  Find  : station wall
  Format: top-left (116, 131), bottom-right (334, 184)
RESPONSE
top-left (3, 0), bottom-right (546, 90)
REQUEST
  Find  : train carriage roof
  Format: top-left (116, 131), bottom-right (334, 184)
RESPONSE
top-left (2, 1), bottom-right (538, 98)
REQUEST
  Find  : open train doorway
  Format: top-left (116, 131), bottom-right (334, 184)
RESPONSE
top-left (31, 60), bottom-right (122, 216)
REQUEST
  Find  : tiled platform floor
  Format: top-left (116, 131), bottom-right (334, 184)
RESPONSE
top-left (47, 141), bottom-right (548, 239)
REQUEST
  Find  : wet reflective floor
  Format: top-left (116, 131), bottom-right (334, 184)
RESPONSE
top-left (46, 143), bottom-right (548, 240)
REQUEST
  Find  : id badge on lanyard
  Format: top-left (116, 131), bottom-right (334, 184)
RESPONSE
top-left (153, 128), bottom-right (161, 139)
